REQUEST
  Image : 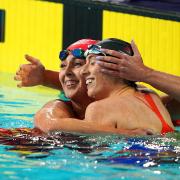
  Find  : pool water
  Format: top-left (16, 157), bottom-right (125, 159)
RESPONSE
top-left (0, 74), bottom-right (180, 180)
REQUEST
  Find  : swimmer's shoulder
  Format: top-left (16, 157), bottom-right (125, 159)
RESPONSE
top-left (85, 101), bottom-right (105, 120)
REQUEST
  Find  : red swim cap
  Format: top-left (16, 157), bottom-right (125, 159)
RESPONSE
top-left (67, 39), bottom-right (98, 51)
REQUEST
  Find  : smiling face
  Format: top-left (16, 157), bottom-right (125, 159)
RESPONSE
top-left (81, 54), bottom-right (116, 100)
top-left (59, 54), bottom-right (88, 100)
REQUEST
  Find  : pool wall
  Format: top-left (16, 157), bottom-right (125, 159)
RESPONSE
top-left (0, 0), bottom-right (180, 80)
top-left (103, 10), bottom-right (180, 77)
top-left (0, 0), bottom-right (63, 73)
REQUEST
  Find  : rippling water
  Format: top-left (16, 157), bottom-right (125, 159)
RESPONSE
top-left (0, 76), bottom-right (179, 180)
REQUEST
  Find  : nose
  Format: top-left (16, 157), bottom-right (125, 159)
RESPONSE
top-left (64, 64), bottom-right (74, 76)
top-left (80, 62), bottom-right (89, 77)
top-left (60, 54), bottom-right (75, 77)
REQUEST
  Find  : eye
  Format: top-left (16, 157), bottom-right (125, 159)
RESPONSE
top-left (74, 60), bottom-right (85, 68)
top-left (74, 62), bottom-right (83, 67)
top-left (88, 55), bottom-right (96, 65)
top-left (60, 63), bottom-right (66, 69)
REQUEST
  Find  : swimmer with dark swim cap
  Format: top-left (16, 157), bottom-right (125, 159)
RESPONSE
top-left (36, 38), bottom-right (174, 135)
top-left (79, 38), bottom-right (174, 134)
top-left (15, 38), bottom-right (172, 135)
top-left (33, 38), bottom-right (151, 135)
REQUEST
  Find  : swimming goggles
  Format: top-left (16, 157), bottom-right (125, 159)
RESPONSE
top-left (59, 49), bottom-right (85, 61)
top-left (84, 45), bottom-right (106, 57)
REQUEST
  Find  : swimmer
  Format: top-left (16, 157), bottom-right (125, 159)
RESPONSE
top-left (15, 39), bottom-right (151, 135)
top-left (36, 38), bottom-right (174, 135)
top-left (94, 40), bottom-right (180, 125)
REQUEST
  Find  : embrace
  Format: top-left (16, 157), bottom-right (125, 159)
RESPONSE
top-left (29, 38), bottom-right (174, 135)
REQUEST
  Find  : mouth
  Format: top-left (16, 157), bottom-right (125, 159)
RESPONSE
top-left (64, 80), bottom-right (79, 88)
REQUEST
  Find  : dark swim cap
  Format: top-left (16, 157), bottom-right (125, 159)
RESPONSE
top-left (96, 38), bottom-right (133, 56)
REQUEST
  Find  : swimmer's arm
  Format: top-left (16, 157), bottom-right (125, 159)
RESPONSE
top-left (35, 102), bottom-right (117, 134)
top-left (40, 103), bottom-right (153, 135)
top-left (97, 41), bottom-right (180, 102)
top-left (14, 54), bottom-right (62, 90)
top-left (35, 102), bottom-right (154, 135)
top-left (143, 70), bottom-right (180, 102)
top-left (43, 70), bottom-right (62, 90)
top-left (161, 95), bottom-right (180, 121)
top-left (34, 100), bottom-right (75, 131)
top-left (34, 105), bottom-right (120, 134)
top-left (38, 117), bottom-right (153, 135)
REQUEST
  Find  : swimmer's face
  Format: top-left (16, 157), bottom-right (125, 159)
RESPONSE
top-left (59, 54), bottom-right (88, 100)
top-left (81, 54), bottom-right (112, 100)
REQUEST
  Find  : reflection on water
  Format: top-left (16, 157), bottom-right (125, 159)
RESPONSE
top-left (0, 128), bottom-right (179, 179)
top-left (0, 75), bottom-right (180, 180)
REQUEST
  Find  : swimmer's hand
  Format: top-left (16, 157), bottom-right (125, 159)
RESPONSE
top-left (95, 40), bottom-right (153, 82)
top-left (14, 54), bottom-right (45, 87)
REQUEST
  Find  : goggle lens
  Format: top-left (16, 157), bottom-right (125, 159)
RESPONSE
top-left (71, 49), bottom-right (85, 59)
top-left (59, 49), bottom-right (85, 61)
top-left (59, 50), bottom-right (68, 61)
top-left (84, 45), bottom-right (106, 57)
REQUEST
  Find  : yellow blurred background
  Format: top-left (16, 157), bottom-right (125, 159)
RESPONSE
top-left (0, 0), bottom-right (62, 73)
top-left (0, 0), bottom-right (180, 87)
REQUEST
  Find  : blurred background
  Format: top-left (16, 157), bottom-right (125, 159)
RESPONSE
top-left (0, 0), bottom-right (180, 83)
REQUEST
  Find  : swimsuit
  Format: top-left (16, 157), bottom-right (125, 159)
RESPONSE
top-left (58, 91), bottom-right (73, 111)
top-left (136, 92), bottom-right (174, 134)
top-left (59, 90), bottom-right (174, 134)
top-left (59, 91), bottom-right (71, 102)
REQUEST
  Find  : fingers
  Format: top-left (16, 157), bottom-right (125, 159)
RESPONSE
top-left (96, 61), bottom-right (120, 71)
top-left (96, 55), bottom-right (124, 64)
top-left (14, 75), bottom-right (24, 87)
top-left (17, 82), bottom-right (23, 88)
top-left (15, 70), bottom-right (22, 76)
top-left (17, 64), bottom-right (34, 74)
top-left (19, 64), bottom-right (26, 71)
top-left (25, 54), bottom-right (40, 65)
top-left (100, 68), bottom-right (120, 77)
top-left (14, 74), bottom-right (26, 87)
top-left (14, 74), bottom-right (22, 81)
top-left (101, 49), bottom-right (126, 59)
top-left (131, 40), bottom-right (141, 57)
top-left (14, 68), bottom-right (29, 87)
top-left (16, 80), bottom-right (30, 88)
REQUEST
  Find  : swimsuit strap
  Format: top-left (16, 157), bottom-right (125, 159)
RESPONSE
top-left (143, 93), bottom-right (174, 134)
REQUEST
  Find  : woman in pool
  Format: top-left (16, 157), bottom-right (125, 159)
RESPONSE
top-left (14, 41), bottom-right (180, 127)
top-left (23, 39), bottom-right (148, 135)
top-left (35, 38), bottom-right (174, 135)
top-left (94, 40), bottom-right (180, 126)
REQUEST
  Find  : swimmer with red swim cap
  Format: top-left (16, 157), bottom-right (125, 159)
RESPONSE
top-left (15, 39), bottom-right (167, 135)
top-left (35, 38), bottom-right (173, 135)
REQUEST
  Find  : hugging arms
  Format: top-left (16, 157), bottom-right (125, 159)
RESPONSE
top-left (14, 39), bottom-right (177, 135)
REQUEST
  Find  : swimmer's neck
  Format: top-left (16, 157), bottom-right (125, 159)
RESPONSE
top-left (109, 85), bottom-right (135, 98)
top-left (94, 84), bottom-right (135, 100)
top-left (71, 97), bottom-right (94, 119)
